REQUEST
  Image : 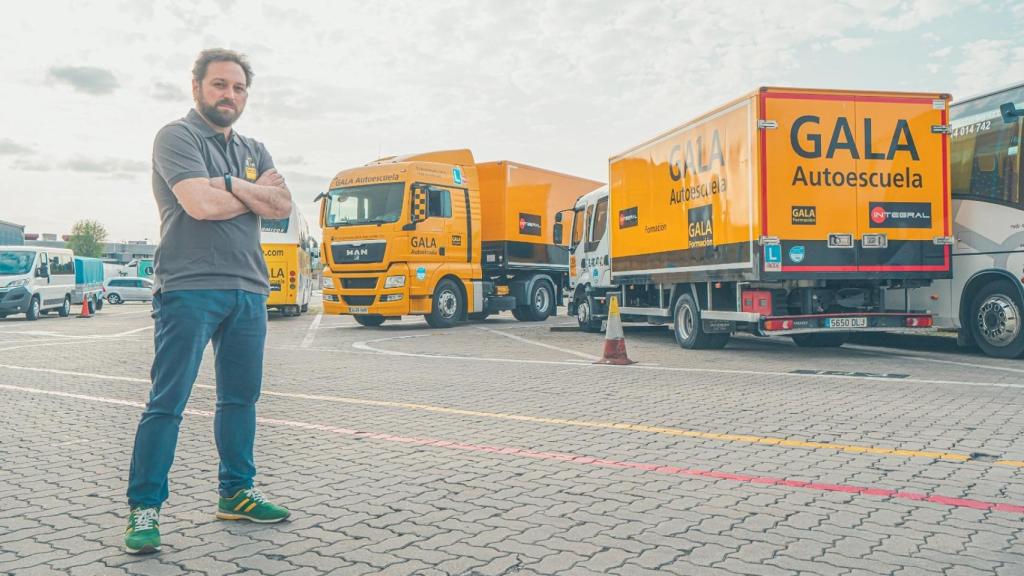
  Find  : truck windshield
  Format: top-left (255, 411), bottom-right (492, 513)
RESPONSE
top-left (325, 182), bottom-right (406, 227)
top-left (0, 251), bottom-right (35, 276)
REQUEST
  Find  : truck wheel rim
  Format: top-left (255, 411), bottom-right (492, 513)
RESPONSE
top-left (438, 290), bottom-right (457, 318)
top-left (535, 286), bottom-right (550, 312)
top-left (577, 300), bottom-right (590, 324)
top-left (63, 297), bottom-right (70, 315)
top-left (31, 300), bottom-right (39, 316)
top-left (977, 294), bottom-right (1020, 347)
top-left (677, 303), bottom-right (695, 340)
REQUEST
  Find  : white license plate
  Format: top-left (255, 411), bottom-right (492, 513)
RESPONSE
top-left (349, 306), bottom-right (369, 314)
top-left (270, 284), bottom-right (282, 292)
top-left (826, 317), bottom-right (867, 328)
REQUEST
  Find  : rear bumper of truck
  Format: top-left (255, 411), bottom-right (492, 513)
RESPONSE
top-left (757, 312), bottom-right (934, 336)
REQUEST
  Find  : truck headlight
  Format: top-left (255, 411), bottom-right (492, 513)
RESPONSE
top-left (323, 277), bottom-right (335, 289)
top-left (382, 294), bottom-right (404, 302)
top-left (384, 275), bottom-right (406, 289)
top-left (5, 279), bottom-right (28, 288)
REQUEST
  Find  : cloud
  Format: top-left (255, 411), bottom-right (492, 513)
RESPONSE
top-left (151, 81), bottom-right (187, 101)
top-left (831, 37), bottom-right (874, 54)
top-left (276, 155), bottom-right (305, 165)
top-left (10, 158), bottom-right (52, 172)
top-left (0, 138), bottom-right (33, 155)
top-left (48, 66), bottom-right (120, 95)
top-left (952, 39), bottom-right (1024, 100)
top-left (62, 157), bottom-right (149, 173)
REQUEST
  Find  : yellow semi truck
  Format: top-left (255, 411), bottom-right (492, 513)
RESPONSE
top-left (562, 87), bottom-right (953, 348)
top-left (319, 149), bottom-right (602, 327)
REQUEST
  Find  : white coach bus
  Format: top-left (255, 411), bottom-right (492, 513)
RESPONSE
top-left (888, 82), bottom-right (1024, 358)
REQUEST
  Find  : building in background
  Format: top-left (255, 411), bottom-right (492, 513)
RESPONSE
top-left (24, 234), bottom-right (157, 265)
top-left (0, 220), bottom-right (25, 245)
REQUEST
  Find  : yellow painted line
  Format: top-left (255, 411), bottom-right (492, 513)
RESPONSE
top-left (236, 387), bottom-right (994, 465)
top-left (997, 460), bottom-right (1024, 467)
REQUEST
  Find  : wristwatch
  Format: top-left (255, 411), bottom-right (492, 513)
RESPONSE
top-left (224, 173), bottom-right (233, 193)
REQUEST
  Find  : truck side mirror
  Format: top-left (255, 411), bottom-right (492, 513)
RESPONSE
top-left (1000, 102), bottom-right (1023, 124)
top-left (555, 212), bottom-right (564, 224)
top-left (553, 222), bottom-right (564, 246)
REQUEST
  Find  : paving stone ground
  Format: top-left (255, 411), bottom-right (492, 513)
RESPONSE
top-left (1, 303), bottom-right (1022, 575)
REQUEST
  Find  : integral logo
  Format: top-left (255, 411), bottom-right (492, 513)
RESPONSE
top-left (869, 202), bottom-right (932, 228)
top-left (791, 205), bottom-right (817, 225)
top-left (518, 213), bottom-right (542, 236)
top-left (619, 206), bottom-right (638, 228)
top-left (687, 204), bottom-right (713, 248)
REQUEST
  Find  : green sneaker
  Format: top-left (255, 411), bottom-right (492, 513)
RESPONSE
top-left (216, 488), bottom-right (290, 523)
top-left (124, 506), bottom-right (161, 554)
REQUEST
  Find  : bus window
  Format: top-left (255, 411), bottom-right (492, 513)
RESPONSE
top-left (951, 86), bottom-right (1024, 207)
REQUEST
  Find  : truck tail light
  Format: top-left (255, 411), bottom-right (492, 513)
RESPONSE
top-left (763, 319), bottom-right (794, 331)
top-left (905, 316), bottom-right (933, 328)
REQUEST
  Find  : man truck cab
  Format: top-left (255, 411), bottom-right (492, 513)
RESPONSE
top-left (0, 246), bottom-right (76, 320)
top-left (319, 149), bottom-right (602, 328)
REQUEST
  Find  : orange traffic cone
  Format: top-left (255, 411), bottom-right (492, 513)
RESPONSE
top-left (78, 296), bottom-right (92, 318)
top-left (595, 294), bottom-right (635, 365)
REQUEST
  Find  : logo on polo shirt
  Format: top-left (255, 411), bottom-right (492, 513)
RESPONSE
top-left (245, 156), bottom-right (257, 181)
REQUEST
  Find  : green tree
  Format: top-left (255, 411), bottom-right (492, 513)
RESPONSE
top-left (67, 219), bottom-right (108, 257)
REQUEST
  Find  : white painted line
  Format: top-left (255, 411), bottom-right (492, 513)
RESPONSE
top-left (475, 325), bottom-right (601, 361)
top-left (300, 313), bottom-right (322, 348)
top-left (845, 344), bottom-right (1024, 376)
top-left (351, 335), bottom-right (1024, 390)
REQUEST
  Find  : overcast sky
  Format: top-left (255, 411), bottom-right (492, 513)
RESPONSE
top-left (2, 0), bottom-right (1023, 242)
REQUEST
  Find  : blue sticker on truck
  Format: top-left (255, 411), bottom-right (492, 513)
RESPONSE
top-left (764, 244), bottom-right (782, 272)
top-left (788, 245), bottom-right (806, 263)
top-left (416, 266), bottom-right (427, 281)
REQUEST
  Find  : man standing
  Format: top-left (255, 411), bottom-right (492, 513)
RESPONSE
top-left (125, 48), bottom-right (292, 555)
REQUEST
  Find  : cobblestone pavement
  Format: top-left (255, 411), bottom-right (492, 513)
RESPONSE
top-left (1, 303), bottom-right (1022, 575)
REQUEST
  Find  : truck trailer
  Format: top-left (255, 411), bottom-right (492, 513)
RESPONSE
top-left (319, 149), bottom-right (603, 327)
top-left (563, 87), bottom-right (953, 348)
top-left (72, 256), bottom-right (105, 314)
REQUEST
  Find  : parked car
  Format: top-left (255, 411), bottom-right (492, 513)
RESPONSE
top-left (104, 277), bottom-right (154, 304)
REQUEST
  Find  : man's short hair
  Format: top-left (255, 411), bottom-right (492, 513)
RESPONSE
top-left (192, 48), bottom-right (254, 88)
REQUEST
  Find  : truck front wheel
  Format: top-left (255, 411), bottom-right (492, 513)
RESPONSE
top-left (673, 293), bottom-right (728, 350)
top-left (576, 294), bottom-right (602, 333)
top-left (425, 279), bottom-right (463, 328)
top-left (791, 332), bottom-right (848, 348)
top-left (970, 280), bottom-right (1024, 358)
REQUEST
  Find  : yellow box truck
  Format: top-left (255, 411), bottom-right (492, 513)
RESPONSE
top-left (562, 87), bottom-right (953, 348)
top-left (319, 149), bottom-right (602, 327)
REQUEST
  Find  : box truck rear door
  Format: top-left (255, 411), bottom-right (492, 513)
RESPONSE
top-left (855, 96), bottom-right (950, 273)
top-left (761, 91), bottom-right (859, 273)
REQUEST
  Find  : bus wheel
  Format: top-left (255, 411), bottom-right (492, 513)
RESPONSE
top-left (425, 279), bottom-right (463, 329)
top-left (354, 314), bottom-right (385, 327)
top-left (971, 280), bottom-right (1024, 358)
top-left (791, 332), bottom-right (848, 348)
top-left (673, 294), bottom-right (728, 350)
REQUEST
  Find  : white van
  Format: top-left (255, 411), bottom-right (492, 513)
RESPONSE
top-left (0, 246), bottom-right (77, 320)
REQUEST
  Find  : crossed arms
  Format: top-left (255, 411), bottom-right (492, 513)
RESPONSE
top-left (172, 170), bottom-right (292, 221)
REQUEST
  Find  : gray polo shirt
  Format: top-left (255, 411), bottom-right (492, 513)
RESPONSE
top-left (151, 109), bottom-right (273, 295)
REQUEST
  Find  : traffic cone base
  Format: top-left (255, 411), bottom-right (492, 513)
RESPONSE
top-left (595, 295), bottom-right (635, 365)
top-left (78, 296), bottom-right (92, 318)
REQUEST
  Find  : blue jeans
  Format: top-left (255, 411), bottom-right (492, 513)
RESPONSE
top-left (127, 289), bottom-right (267, 508)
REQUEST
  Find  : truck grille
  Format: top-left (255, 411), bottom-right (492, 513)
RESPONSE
top-left (342, 295), bottom-right (375, 306)
top-left (341, 277), bottom-right (377, 289)
top-left (331, 241), bottom-right (386, 264)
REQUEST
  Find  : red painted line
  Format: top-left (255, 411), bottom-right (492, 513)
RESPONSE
top-left (4, 384), bottom-right (1022, 516)
top-left (254, 414), bottom-right (1023, 516)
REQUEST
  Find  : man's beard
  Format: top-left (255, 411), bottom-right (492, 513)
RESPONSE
top-left (198, 98), bottom-right (241, 128)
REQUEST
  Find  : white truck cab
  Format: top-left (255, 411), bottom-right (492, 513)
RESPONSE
top-left (565, 186), bottom-right (613, 331)
top-left (0, 246), bottom-right (77, 320)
